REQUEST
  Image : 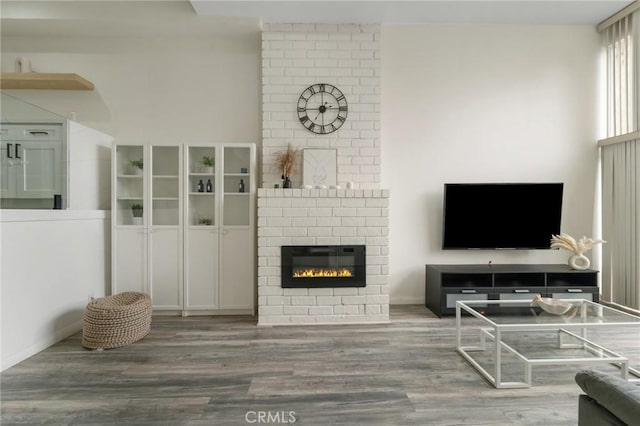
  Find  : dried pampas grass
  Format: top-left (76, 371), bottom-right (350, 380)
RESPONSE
top-left (274, 144), bottom-right (300, 178)
top-left (550, 233), bottom-right (606, 255)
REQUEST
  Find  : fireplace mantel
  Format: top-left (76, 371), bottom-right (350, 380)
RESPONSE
top-left (258, 188), bottom-right (389, 199)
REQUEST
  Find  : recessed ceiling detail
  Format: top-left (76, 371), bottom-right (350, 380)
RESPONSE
top-left (189, 0), bottom-right (634, 25)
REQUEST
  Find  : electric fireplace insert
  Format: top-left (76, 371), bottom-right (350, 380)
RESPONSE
top-left (281, 245), bottom-right (366, 288)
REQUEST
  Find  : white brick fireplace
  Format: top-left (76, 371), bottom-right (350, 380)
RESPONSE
top-left (257, 188), bottom-right (389, 325)
top-left (258, 23), bottom-right (389, 325)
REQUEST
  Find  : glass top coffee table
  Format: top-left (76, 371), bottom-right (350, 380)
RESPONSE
top-left (456, 299), bottom-right (640, 388)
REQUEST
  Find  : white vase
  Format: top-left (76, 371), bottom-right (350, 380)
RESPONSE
top-left (132, 216), bottom-right (143, 226)
top-left (568, 254), bottom-right (590, 270)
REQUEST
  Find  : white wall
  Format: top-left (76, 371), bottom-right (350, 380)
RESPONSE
top-left (1, 211), bottom-right (110, 371)
top-left (1, 34), bottom-right (261, 145)
top-left (1, 22), bottom-right (603, 309)
top-left (68, 121), bottom-right (113, 210)
top-left (381, 25), bottom-right (602, 303)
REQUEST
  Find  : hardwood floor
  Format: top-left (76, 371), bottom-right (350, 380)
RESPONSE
top-left (2, 305), bottom-right (638, 425)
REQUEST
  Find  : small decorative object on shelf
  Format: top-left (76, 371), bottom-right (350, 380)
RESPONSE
top-left (239, 179), bottom-right (245, 193)
top-left (130, 203), bottom-right (143, 225)
top-left (201, 156), bottom-right (214, 173)
top-left (550, 233), bottom-right (606, 270)
top-left (197, 179), bottom-right (204, 193)
top-left (241, 167), bottom-right (248, 174)
top-left (274, 143), bottom-right (299, 189)
top-left (206, 179), bottom-right (212, 193)
top-left (198, 217), bottom-right (212, 226)
top-left (129, 159), bottom-right (143, 175)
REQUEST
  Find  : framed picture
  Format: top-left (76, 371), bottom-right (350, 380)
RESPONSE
top-left (303, 149), bottom-right (337, 187)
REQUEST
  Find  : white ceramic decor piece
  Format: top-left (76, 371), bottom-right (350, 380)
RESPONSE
top-left (550, 233), bottom-right (606, 270)
top-left (16, 57), bottom-right (31, 73)
top-left (530, 294), bottom-right (575, 315)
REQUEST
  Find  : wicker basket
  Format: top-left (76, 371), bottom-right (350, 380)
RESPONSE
top-left (82, 292), bottom-right (152, 350)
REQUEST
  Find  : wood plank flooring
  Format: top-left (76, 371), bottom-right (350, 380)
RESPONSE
top-left (2, 305), bottom-right (639, 425)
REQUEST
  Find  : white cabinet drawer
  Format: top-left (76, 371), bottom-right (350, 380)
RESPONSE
top-left (0, 124), bottom-right (63, 141)
top-left (18, 125), bottom-right (63, 141)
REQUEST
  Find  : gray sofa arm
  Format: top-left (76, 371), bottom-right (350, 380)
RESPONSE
top-left (575, 370), bottom-right (640, 425)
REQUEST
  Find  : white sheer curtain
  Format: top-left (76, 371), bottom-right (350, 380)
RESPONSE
top-left (599, 7), bottom-right (640, 310)
top-left (601, 139), bottom-right (640, 310)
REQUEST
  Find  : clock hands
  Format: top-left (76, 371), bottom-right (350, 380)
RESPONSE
top-left (308, 102), bottom-right (333, 112)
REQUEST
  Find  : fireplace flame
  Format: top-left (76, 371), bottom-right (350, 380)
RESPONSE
top-left (293, 268), bottom-right (354, 278)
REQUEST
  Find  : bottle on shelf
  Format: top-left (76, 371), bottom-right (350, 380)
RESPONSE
top-left (197, 179), bottom-right (204, 193)
top-left (239, 179), bottom-right (245, 193)
top-left (206, 179), bottom-right (212, 193)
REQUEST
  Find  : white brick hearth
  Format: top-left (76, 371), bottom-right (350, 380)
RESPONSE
top-left (257, 188), bottom-right (389, 325)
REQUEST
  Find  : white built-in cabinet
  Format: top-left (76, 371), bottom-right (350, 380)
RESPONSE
top-left (0, 124), bottom-right (64, 200)
top-left (112, 143), bottom-right (255, 315)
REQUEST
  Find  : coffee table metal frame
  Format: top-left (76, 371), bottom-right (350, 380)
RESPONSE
top-left (456, 299), bottom-right (640, 389)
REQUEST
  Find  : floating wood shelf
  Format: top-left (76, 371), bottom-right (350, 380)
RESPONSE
top-left (0, 73), bottom-right (94, 90)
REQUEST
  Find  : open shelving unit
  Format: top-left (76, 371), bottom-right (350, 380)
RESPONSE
top-left (0, 73), bottom-right (95, 90)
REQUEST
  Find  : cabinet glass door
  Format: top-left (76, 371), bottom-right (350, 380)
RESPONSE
top-left (223, 146), bottom-right (250, 226)
top-left (187, 146), bottom-right (216, 227)
top-left (115, 145), bottom-right (144, 226)
top-left (151, 146), bottom-right (180, 226)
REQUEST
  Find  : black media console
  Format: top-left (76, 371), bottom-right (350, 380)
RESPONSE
top-left (425, 264), bottom-right (599, 317)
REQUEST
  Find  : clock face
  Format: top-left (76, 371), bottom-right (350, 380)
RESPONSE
top-left (297, 83), bottom-right (348, 134)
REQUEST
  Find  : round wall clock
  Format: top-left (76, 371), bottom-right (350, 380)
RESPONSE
top-left (297, 83), bottom-right (348, 134)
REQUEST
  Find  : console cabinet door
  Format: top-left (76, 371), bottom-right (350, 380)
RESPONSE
top-left (15, 141), bottom-right (64, 198)
top-left (219, 228), bottom-right (254, 310)
top-left (185, 228), bottom-right (219, 309)
top-left (149, 228), bottom-right (182, 310)
top-left (114, 228), bottom-right (147, 294)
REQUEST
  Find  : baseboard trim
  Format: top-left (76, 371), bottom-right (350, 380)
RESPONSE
top-left (1, 319), bottom-right (83, 372)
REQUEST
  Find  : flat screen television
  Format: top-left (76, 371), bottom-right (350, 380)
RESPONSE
top-left (442, 183), bottom-right (563, 250)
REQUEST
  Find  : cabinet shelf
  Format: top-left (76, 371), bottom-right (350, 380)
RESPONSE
top-left (152, 197), bottom-right (179, 201)
top-left (153, 175), bottom-right (179, 179)
top-left (190, 172), bottom-right (215, 177)
top-left (190, 192), bottom-right (215, 196)
top-left (0, 72), bottom-right (95, 90)
top-left (224, 173), bottom-right (250, 177)
top-left (224, 192), bottom-right (249, 196)
top-left (117, 175), bottom-right (143, 179)
top-left (117, 196), bottom-right (143, 201)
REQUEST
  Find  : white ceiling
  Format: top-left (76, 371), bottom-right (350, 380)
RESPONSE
top-left (189, 0), bottom-right (635, 25)
top-left (0, 1), bottom-right (260, 38)
top-left (0, 0), bottom-right (635, 40)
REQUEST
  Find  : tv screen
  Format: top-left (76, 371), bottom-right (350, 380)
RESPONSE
top-left (442, 183), bottom-right (563, 250)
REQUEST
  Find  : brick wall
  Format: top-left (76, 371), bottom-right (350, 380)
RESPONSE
top-left (258, 23), bottom-right (388, 325)
top-left (261, 23), bottom-right (381, 189)
top-left (257, 188), bottom-right (390, 325)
